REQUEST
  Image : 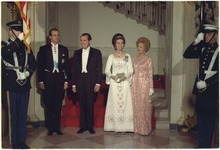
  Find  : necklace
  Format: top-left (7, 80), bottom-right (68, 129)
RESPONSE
top-left (114, 51), bottom-right (125, 58)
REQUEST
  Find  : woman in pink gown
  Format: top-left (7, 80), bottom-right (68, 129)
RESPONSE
top-left (131, 37), bottom-right (154, 135)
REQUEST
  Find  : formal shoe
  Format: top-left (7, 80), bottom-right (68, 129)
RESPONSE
top-left (88, 128), bottom-right (95, 134)
top-left (47, 131), bottom-right (53, 136)
top-left (77, 128), bottom-right (85, 134)
top-left (12, 144), bottom-right (20, 149)
top-left (55, 131), bottom-right (63, 135)
top-left (19, 143), bottom-right (30, 149)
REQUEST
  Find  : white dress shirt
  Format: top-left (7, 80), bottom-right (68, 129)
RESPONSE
top-left (51, 43), bottom-right (59, 73)
top-left (82, 46), bottom-right (90, 73)
top-left (72, 46), bottom-right (100, 88)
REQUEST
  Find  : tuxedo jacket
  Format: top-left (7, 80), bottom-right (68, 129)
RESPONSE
top-left (183, 41), bottom-right (219, 98)
top-left (1, 38), bottom-right (37, 92)
top-left (37, 43), bottom-right (69, 83)
top-left (72, 47), bottom-right (102, 88)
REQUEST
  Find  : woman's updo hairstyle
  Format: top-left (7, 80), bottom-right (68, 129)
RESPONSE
top-left (112, 33), bottom-right (126, 50)
top-left (136, 37), bottom-right (151, 52)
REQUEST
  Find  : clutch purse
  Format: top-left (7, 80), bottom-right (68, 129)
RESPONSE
top-left (149, 93), bottom-right (157, 103)
top-left (115, 73), bottom-right (125, 83)
top-left (116, 73), bottom-right (125, 78)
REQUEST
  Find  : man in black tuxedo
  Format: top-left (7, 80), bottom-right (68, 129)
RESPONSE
top-left (37, 28), bottom-right (69, 136)
top-left (72, 33), bottom-right (102, 134)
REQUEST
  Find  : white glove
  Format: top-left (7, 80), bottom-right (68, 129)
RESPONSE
top-left (116, 78), bottom-right (121, 83)
top-left (194, 32), bottom-right (204, 44)
top-left (18, 71), bottom-right (29, 80)
top-left (196, 80), bottom-right (207, 90)
top-left (25, 71), bottom-right (30, 78)
top-left (18, 32), bottom-right (24, 41)
top-left (149, 88), bottom-right (154, 96)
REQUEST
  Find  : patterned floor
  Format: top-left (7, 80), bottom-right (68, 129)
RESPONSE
top-left (2, 127), bottom-right (197, 149)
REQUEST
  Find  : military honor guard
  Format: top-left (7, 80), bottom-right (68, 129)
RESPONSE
top-left (1, 20), bottom-right (37, 149)
top-left (183, 24), bottom-right (219, 148)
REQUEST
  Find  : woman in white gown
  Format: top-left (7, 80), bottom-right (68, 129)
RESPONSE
top-left (104, 33), bottom-right (134, 134)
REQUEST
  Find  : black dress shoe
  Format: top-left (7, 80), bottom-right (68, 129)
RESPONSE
top-left (47, 131), bottom-right (53, 136)
top-left (12, 144), bottom-right (20, 149)
top-left (77, 128), bottom-right (85, 134)
top-left (88, 128), bottom-right (95, 134)
top-left (55, 131), bottom-right (63, 135)
top-left (20, 143), bottom-right (30, 149)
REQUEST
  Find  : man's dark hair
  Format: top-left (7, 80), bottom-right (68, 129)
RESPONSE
top-left (49, 28), bottom-right (59, 36)
top-left (81, 33), bottom-right (92, 41)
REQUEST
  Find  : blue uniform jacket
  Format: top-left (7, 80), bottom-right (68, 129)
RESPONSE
top-left (1, 38), bottom-right (37, 92)
top-left (183, 41), bottom-right (219, 98)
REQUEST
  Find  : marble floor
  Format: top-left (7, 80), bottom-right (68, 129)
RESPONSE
top-left (2, 127), bottom-right (198, 149)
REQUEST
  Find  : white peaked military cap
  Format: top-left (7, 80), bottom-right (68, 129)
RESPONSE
top-left (203, 24), bottom-right (218, 33)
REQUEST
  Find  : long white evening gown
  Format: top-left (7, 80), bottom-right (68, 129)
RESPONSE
top-left (104, 53), bottom-right (134, 132)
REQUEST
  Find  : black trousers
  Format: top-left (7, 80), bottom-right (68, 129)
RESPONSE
top-left (77, 73), bottom-right (96, 129)
top-left (195, 95), bottom-right (218, 148)
top-left (44, 72), bottom-right (65, 132)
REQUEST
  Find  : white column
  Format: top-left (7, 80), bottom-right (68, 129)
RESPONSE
top-left (181, 3), bottom-right (199, 120)
top-left (170, 2), bottom-right (185, 125)
top-left (28, 2), bottom-right (47, 122)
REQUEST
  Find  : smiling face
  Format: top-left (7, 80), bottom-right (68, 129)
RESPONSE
top-left (80, 35), bottom-right (91, 49)
top-left (115, 39), bottom-right (125, 51)
top-left (135, 37), bottom-right (151, 53)
top-left (50, 30), bottom-right (60, 44)
top-left (136, 42), bottom-right (146, 55)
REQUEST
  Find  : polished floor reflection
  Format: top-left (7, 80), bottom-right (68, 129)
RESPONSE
top-left (2, 127), bottom-right (197, 149)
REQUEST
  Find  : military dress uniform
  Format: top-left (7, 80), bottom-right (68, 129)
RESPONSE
top-left (184, 24), bottom-right (219, 148)
top-left (1, 20), bottom-right (37, 149)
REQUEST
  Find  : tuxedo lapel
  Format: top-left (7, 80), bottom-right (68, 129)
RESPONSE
top-left (46, 44), bottom-right (53, 71)
top-left (47, 44), bottom-right (53, 62)
top-left (79, 49), bottom-right (83, 68)
top-left (58, 45), bottom-right (62, 62)
top-left (87, 48), bottom-right (94, 68)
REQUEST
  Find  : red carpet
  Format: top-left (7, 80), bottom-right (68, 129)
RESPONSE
top-left (61, 76), bottom-right (165, 129)
top-left (61, 92), bottom-right (107, 128)
top-left (61, 81), bottom-right (108, 128)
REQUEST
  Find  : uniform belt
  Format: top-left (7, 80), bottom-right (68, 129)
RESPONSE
top-left (6, 66), bottom-right (28, 70)
top-left (44, 69), bottom-right (60, 74)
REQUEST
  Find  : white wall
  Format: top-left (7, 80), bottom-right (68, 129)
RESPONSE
top-left (1, 2), bottom-right (11, 41)
top-left (57, 2), bottom-right (166, 74)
